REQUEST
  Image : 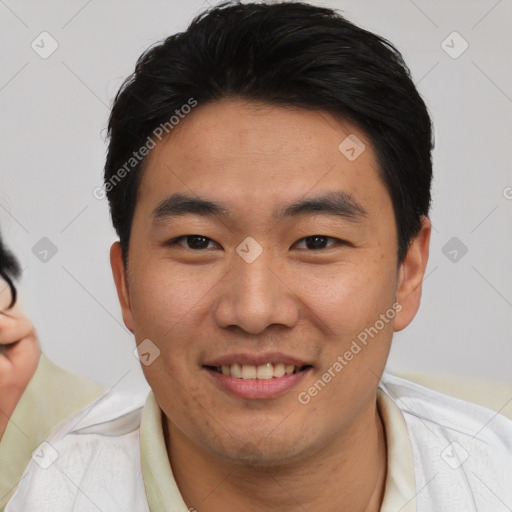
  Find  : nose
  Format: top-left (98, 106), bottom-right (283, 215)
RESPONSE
top-left (213, 252), bottom-right (300, 334)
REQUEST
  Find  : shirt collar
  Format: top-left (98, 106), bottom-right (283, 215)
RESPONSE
top-left (140, 391), bottom-right (189, 511)
top-left (377, 386), bottom-right (417, 511)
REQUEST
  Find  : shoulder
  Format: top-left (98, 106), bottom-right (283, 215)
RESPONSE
top-left (5, 391), bottom-right (150, 512)
top-left (380, 372), bottom-right (512, 511)
top-left (380, 371), bottom-right (512, 444)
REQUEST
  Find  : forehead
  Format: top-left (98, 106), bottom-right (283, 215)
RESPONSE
top-left (137, 99), bottom-right (390, 219)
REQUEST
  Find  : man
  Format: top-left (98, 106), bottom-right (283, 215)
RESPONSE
top-left (0, 236), bottom-right (106, 509)
top-left (7, 2), bottom-right (512, 511)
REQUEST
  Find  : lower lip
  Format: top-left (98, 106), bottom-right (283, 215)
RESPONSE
top-left (203, 367), bottom-right (312, 399)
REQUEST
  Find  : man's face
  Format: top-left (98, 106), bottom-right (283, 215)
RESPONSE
top-left (112, 99), bottom-right (428, 465)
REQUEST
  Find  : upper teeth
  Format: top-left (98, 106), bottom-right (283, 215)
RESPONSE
top-left (217, 363), bottom-right (302, 380)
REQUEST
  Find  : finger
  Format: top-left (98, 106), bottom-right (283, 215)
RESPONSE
top-left (3, 334), bottom-right (40, 362)
top-left (0, 311), bottom-right (35, 346)
top-left (0, 335), bottom-right (40, 391)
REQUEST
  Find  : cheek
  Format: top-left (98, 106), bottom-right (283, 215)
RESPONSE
top-left (290, 259), bottom-right (397, 336)
top-left (129, 259), bottom-right (220, 339)
top-left (128, 262), bottom-right (212, 405)
top-left (127, 259), bottom-right (229, 392)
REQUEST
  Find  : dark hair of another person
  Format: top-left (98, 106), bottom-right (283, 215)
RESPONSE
top-left (0, 235), bottom-right (21, 308)
top-left (104, 1), bottom-right (433, 266)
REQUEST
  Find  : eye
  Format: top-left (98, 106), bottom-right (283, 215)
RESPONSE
top-left (170, 235), bottom-right (220, 250)
top-left (294, 235), bottom-right (341, 250)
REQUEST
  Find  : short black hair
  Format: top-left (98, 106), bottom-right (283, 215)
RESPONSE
top-left (0, 234), bottom-right (21, 308)
top-left (105, 0), bottom-right (433, 264)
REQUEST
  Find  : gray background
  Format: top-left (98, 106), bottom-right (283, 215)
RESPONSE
top-left (0, 0), bottom-right (511, 394)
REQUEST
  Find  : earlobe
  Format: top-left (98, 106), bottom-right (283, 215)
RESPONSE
top-left (394, 216), bottom-right (431, 332)
top-left (110, 242), bottom-right (134, 333)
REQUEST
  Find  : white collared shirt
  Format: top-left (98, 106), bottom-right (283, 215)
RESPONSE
top-left (6, 372), bottom-right (512, 511)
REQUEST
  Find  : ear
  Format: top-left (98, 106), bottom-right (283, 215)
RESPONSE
top-left (110, 242), bottom-right (134, 333)
top-left (394, 216), bottom-right (431, 332)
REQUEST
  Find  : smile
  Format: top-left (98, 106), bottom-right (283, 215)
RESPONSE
top-left (206, 362), bottom-right (312, 380)
top-left (203, 362), bottom-right (313, 400)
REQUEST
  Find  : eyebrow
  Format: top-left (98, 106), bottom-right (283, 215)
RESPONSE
top-left (152, 191), bottom-right (367, 224)
top-left (152, 194), bottom-right (230, 222)
top-left (277, 191), bottom-right (367, 222)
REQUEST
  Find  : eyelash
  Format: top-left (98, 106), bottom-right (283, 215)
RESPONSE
top-left (167, 235), bottom-right (345, 251)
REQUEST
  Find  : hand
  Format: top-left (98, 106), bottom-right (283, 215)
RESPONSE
top-left (0, 284), bottom-right (41, 439)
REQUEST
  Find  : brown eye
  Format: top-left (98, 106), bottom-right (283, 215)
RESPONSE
top-left (175, 235), bottom-right (216, 250)
top-left (294, 235), bottom-right (338, 250)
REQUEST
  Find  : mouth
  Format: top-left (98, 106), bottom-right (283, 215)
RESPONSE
top-left (204, 363), bottom-right (313, 380)
top-left (202, 359), bottom-right (314, 400)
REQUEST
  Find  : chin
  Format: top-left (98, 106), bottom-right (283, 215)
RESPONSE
top-left (213, 437), bottom-right (310, 469)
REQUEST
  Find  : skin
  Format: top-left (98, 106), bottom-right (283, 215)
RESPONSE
top-left (111, 99), bottom-right (430, 511)
top-left (0, 282), bottom-right (41, 439)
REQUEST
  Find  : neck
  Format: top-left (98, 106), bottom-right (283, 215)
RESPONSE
top-left (165, 395), bottom-right (387, 512)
